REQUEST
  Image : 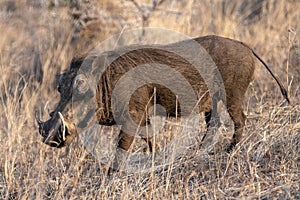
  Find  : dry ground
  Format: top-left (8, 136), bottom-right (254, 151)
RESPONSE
top-left (0, 0), bottom-right (299, 199)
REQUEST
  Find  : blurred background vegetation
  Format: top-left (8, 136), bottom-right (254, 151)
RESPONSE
top-left (0, 0), bottom-right (299, 199)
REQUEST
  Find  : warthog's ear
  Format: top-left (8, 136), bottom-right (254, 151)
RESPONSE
top-left (70, 56), bottom-right (85, 70)
top-left (55, 73), bottom-right (63, 84)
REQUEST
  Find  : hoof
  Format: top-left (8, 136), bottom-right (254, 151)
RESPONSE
top-left (226, 142), bottom-right (236, 153)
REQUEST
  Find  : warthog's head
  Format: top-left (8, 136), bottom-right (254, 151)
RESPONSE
top-left (36, 57), bottom-right (83, 148)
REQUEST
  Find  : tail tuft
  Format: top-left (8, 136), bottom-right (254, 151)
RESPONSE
top-left (280, 87), bottom-right (290, 104)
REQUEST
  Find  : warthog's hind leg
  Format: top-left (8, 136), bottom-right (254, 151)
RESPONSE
top-left (200, 94), bottom-right (221, 147)
top-left (227, 103), bottom-right (246, 152)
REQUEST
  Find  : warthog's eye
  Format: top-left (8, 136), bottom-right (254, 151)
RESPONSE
top-left (74, 74), bottom-right (89, 94)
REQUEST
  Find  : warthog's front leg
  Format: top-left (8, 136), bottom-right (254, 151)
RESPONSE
top-left (107, 130), bottom-right (135, 175)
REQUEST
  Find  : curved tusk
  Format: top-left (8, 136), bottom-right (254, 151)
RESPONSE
top-left (44, 130), bottom-right (60, 147)
top-left (58, 112), bottom-right (66, 141)
top-left (44, 131), bottom-right (53, 143)
top-left (35, 112), bottom-right (43, 126)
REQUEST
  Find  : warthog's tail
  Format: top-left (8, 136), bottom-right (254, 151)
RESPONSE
top-left (251, 49), bottom-right (290, 104)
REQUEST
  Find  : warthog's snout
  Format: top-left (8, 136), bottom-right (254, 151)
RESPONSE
top-left (35, 112), bottom-right (69, 148)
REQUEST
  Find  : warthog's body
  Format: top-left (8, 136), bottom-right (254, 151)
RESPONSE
top-left (36, 35), bottom-right (289, 157)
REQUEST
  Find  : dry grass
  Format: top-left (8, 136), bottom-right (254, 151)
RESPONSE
top-left (0, 0), bottom-right (299, 199)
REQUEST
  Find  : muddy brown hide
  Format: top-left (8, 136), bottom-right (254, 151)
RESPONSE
top-left (36, 35), bottom-right (289, 152)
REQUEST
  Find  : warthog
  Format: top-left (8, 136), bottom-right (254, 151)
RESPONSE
top-left (36, 35), bottom-right (289, 156)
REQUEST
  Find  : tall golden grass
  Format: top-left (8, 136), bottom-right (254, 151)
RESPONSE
top-left (0, 0), bottom-right (299, 199)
